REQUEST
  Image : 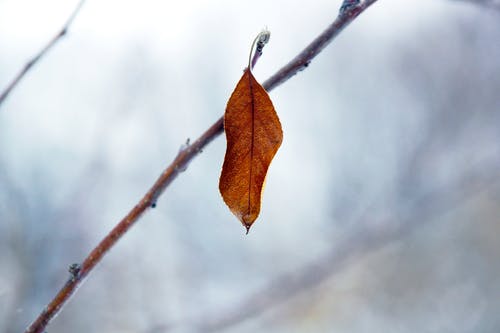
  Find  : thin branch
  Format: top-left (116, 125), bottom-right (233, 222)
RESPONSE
top-left (454, 0), bottom-right (500, 11)
top-left (263, 0), bottom-right (378, 91)
top-left (23, 2), bottom-right (378, 333)
top-left (0, 0), bottom-right (85, 108)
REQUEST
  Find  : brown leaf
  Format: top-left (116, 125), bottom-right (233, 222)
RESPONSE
top-left (219, 68), bottom-right (283, 232)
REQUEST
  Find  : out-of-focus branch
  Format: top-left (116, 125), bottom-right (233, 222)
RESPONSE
top-left (0, 0), bottom-right (85, 108)
top-left (455, 0), bottom-right (500, 10)
top-left (23, 1), bottom-right (379, 332)
top-left (186, 155), bottom-right (500, 332)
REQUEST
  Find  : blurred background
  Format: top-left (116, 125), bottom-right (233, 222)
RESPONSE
top-left (1, 0), bottom-right (499, 332)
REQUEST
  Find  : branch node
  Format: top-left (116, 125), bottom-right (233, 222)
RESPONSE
top-left (339, 0), bottom-right (361, 16)
top-left (174, 164), bottom-right (188, 173)
top-left (301, 60), bottom-right (311, 70)
top-left (25, 60), bottom-right (35, 70)
top-left (68, 263), bottom-right (81, 280)
top-left (179, 138), bottom-right (191, 153)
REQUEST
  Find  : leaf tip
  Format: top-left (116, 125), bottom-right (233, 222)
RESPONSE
top-left (244, 224), bottom-right (251, 235)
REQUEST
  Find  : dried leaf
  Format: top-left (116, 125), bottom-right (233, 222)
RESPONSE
top-left (219, 68), bottom-right (283, 232)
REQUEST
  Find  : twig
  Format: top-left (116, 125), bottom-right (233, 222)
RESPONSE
top-left (263, 0), bottom-right (378, 92)
top-left (0, 0), bottom-right (85, 108)
top-left (23, 2), bottom-right (378, 333)
top-left (454, 0), bottom-right (500, 10)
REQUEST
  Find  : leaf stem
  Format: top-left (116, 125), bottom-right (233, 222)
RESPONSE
top-left (248, 29), bottom-right (271, 71)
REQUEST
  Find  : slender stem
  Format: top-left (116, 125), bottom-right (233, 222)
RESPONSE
top-left (249, 29), bottom-right (271, 71)
top-left (0, 0), bottom-right (86, 108)
top-left (23, 2), bottom-right (378, 333)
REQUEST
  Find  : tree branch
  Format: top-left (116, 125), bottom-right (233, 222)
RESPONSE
top-left (263, 0), bottom-right (378, 91)
top-left (454, 0), bottom-right (500, 11)
top-left (0, 0), bottom-right (85, 108)
top-left (23, 1), bottom-right (378, 333)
